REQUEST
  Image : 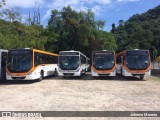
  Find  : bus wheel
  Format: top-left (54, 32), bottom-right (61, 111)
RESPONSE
top-left (84, 69), bottom-right (87, 74)
top-left (140, 76), bottom-right (144, 80)
top-left (54, 69), bottom-right (57, 76)
top-left (37, 71), bottom-right (44, 82)
top-left (1, 71), bottom-right (6, 82)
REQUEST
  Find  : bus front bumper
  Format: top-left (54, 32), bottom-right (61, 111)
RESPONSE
top-left (91, 69), bottom-right (116, 76)
top-left (122, 69), bottom-right (151, 77)
top-left (6, 73), bottom-right (39, 80)
top-left (58, 70), bottom-right (82, 76)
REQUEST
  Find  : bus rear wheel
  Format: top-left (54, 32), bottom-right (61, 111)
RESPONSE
top-left (54, 69), bottom-right (57, 76)
top-left (37, 71), bottom-right (44, 82)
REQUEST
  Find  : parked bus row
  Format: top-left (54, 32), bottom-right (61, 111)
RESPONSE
top-left (0, 48), bottom-right (151, 81)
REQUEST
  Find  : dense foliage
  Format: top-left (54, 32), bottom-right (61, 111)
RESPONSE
top-left (0, 0), bottom-right (46, 50)
top-left (112, 5), bottom-right (160, 58)
top-left (0, 4), bottom-right (117, 57)
top-left (0, 0), bottom-right (160, 59)
top-left (45, 6), bottom-right (117, 57)
top-left (0, 20), bottom-right (47, 50)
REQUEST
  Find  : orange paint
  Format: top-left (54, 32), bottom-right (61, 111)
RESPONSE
top-left (6, 49), bottom-right (58, 77)
top-left (91, 51), bottom-right (117, 74)
top-left (116, 50), bottom-right (151, 74)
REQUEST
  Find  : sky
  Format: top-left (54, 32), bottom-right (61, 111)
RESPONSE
top-left (4, 0), bottom-right (160, 31)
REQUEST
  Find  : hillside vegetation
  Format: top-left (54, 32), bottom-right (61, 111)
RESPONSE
top-left (112, 5), bottom-right (160, 58)
top-left (0, 0), bottom-right (160, 58)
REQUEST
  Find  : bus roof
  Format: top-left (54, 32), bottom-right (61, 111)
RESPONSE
top-left (9, 48), bottom-right (58, 56)
top-left (126, 49), bottom-right (149, 52)
top-left (59, 50), bottom-right (80, 53)
top-left (33, 49), bottom-right (59, 56)
top-left (93, 50), bottom-right (115, 53)
top-left (0, 49), bottom-right (8, 52)
top-left (116, 49), bottom-right (149, 57)
top-left (59, 51), bottom-right (89, 60)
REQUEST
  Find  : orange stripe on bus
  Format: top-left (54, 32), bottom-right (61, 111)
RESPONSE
top-left (116, 50), bottom-right (151, 74)
top-left (91, 51), bottom-right (117, 74)
top-left (6, 49), bottom-right (58, 77)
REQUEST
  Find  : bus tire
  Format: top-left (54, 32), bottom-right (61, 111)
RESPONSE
top-left (140, 76), bottom-right (144, 80)
top-left (54, 68), bottom-right (57, 76)
top-left (1, 73), bottom-right (6, 82)
top-left (84, 69), bottom-right (87, 75)
top-left (37, 71), bottom-right (44, 82)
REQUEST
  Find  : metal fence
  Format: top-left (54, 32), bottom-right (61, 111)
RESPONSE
top-left (152, 62), bottom-right (160, 69)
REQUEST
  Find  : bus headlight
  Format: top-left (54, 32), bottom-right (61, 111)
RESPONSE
top-left (59, 69), bottom-right (62, 72)
top-left (75, 68), bottom-right (80, 72)
top-left (28, 72), bottom-right (33, 75)
top-left (6, 71), bottom-right (10, 75)
top-left (147, 70), bottom-right (151, 72)
top-left (113, 69), bottom-right (116, 73)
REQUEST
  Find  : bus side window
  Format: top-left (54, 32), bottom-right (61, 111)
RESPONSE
top-left (45, 55), bottom-right (49, 64)
top-left (116, 57), bottom-right (121, 64)
top-left (81, 55), bottom-right (86, 64)
top-left (1, 52), bottom-right (7, 79)
top-left (41, 54), bottom-right (46, 64)
top-left (117, 56), bottom-right (124, 65)
top-left (34, 53), bottom-right (40, 66)
top-left (122, 56), bottom-right (124, 65)
top-left (81, 55), bottom-right (83, 64)
top-left (2, 52), bottom-right (7, 67)
top-left (52, 56), bottom-right (58, 64)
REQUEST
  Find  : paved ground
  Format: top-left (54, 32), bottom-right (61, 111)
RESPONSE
top-left (0, 74), bottom-right (160, 120)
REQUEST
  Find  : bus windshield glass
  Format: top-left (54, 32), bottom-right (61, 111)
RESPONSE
top-left (59, 55), bottom-right (80, 70)
top-left (7, 50), bottom-right (33, 72)
top-left (93, 52), bottom-right (115, 70)
top-left (126, 51), bottom-right (150, 70)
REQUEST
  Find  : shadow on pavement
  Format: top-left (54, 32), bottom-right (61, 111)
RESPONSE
top-left (0, 80), bottom-right (36, 85)
top-left (49, 74), bottom-right (145, 81)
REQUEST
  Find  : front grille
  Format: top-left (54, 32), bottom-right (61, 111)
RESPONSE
top-left (98, 73), bottom-right (110, 76)
top-left (63, 73), bottom-right (74, 76)
top-left (12, 77), bottom-right (26, 80)
top-left (132, 74), bottom-right (145, 76)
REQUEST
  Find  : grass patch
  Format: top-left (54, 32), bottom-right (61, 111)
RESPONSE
top-left (150, 75), bottom-right (160, 80)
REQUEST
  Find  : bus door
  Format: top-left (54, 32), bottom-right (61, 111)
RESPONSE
top-left (1, 52), bottom-right (7, 80)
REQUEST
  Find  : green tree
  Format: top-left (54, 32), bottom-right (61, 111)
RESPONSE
top-left (96, 19), bottom-right (105, 30)
top-left (46, 6), bottom-right (117, 56)
top-left (3, 6), bottom-right (22, 22)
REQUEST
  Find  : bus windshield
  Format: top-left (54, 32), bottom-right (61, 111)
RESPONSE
top-left (59, 56), bottom-right (80, 70)
top-left (7, 50), bottom-right (32, 72)
top-left (93, 52), bottom-right (115, 70)
top-left (125, 51), bottom-right (150, 70)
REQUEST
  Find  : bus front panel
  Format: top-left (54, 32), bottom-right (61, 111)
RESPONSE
top-left (58, 51), bottom-right (89, 76)
top-left (6, 49), bottom-right (34, 80)
top-left (122, 50), bottom-right (151, 77)
top-left (91, 51), bottom-right (116, 76)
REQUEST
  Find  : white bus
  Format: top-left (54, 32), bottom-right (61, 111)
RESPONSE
top-left (0, 49), bottom-right (8, 80)
top-left (91, 50), bottom-right (116, 76)
top-left (58, 50), bottom-right (90, 76)
top-left (116, 49), bottom-right (151, 79)
top-left (6, 48), bottom-right (58, 81)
